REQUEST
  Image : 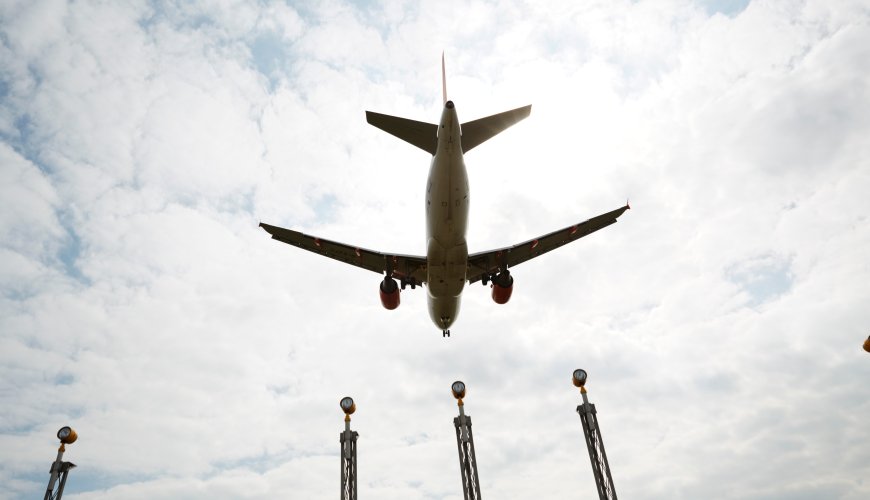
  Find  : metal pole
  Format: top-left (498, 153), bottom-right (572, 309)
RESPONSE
top-left (54, 461), bottom-right (76, 499)
top-left (574, 370), bottom-right (617, 500)
top-left (44, 444), bottom-right (76, 500)
top-left (451, 381), bottom-right (482, 500)
top-left (340, 397), bottom-right (358, 500)
top-left (44, 447), bottom-right (64, 500)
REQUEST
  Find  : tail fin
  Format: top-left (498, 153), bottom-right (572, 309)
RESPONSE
top-left (442, 51), bottom-right (447, 105)
top-left (363, 54), bottom-right (444, 156)
top-left (366, 54), bottom-right (530, 155)
top-left (460, 105), bottom-right (532, 153)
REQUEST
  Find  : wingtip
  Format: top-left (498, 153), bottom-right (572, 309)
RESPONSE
top-left (626, 199), bottom-right (631, 210)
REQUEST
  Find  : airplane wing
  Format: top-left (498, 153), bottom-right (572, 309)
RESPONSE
top-left (259, 223), bottom-right (428, 284)
top-left (466, 204), bottom-right (630, 283)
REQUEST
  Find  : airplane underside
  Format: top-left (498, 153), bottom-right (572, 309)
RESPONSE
top-left (258, 57), bottom-right (629, 336)
top-left (428, 294), bottom-right (461, 336)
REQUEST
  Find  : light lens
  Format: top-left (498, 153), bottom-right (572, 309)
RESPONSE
top-left (572, 369), bottom-right (587, 387)
top-left (57, 427), bottom-right (70, 440)
top-left (340, 397), bottom-right (355, 414)
top-left (451, 381), bottom-right (466, 399)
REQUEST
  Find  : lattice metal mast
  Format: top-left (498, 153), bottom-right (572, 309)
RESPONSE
top-left (573, 369), bottom-right (617, 500)
top-left (44, 426), bottom-right (77, 500)
top-left (339, 397), bottom-right (358, 500)
top-left (451, 381), bottom-right (483, 500)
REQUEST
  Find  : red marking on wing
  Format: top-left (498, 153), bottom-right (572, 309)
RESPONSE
top-left (314, 237), bottom-right (321, 247)
top-left (355, 247), bottom-right (361, 257)
top-left (570, 225), bottom-right (578, 235)
top-left (531, 239), bottom-right (539, 250)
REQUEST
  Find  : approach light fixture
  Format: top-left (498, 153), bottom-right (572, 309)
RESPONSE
top-left (340, 397), bottom-right (356, 416)
top-left (57, 426), bottom-right (77, 445)
top-left (572, 369), bottom-right (588, 388)
top-left (451, 380), bottom-right (466, 400)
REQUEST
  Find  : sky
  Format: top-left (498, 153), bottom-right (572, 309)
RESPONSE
top-left (1, 0), bottom-right (869, 498)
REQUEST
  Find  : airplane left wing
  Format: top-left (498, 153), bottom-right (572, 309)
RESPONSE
top-left (259, 223), bottom-right (428, 284)
top-left (466, 204), bottom-right (630, 283)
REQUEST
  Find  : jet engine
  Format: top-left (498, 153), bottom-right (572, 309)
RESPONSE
top-left (379, 276), bottom-right (401, 310)
top-left (491, 270), bottom-right (513, 304)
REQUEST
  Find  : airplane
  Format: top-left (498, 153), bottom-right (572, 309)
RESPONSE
top-left (260, 57), bottom-right (630, 337)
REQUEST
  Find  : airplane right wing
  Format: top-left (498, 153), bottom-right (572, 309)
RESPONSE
top-left (259, 223), bottom-right (428, 284)
top-left (466, 204), bottom-right (630, 283)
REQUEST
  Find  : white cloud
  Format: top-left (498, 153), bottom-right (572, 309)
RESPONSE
top-left (1, 1), bottom-right (869, 499)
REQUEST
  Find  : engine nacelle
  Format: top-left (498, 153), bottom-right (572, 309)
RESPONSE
top-left (491, 271), bottom-right (514, 304)
top-left (379, 276), bottom-right (401, 310)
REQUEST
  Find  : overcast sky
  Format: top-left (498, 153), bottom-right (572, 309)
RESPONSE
top-left (1, 0), bottom-right (869, 498)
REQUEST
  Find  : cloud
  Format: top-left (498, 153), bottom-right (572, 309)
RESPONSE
top-left (1, 1), bottom-right (869, 499)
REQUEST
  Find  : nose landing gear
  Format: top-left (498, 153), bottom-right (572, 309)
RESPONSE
top-left (442, 329), bottom-right (450, 338)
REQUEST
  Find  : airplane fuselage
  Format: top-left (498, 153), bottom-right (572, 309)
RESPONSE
top-left (425, 100), bottom-right (468, 331)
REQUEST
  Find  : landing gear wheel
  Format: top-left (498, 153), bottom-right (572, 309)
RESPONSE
top-left (442, 329), bottom-right (451, 338)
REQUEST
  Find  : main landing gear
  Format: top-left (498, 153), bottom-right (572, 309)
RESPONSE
top-left (442, 329), bottom-right (450, 338)
top-left (400, 277), bottom-right (418, 290)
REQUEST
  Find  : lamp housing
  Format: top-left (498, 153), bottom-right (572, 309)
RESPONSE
top-left (340, 397), bottom-right (356, 415)
top-left (57, 426), bottom-right (78, 445)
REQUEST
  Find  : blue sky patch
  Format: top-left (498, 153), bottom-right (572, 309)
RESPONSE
top-left (8, 115), bottom-right (43, 170)
top-left (53, 372), bottom-right (75, 385)
top-left (311, 192), bottom-right (339, 222)
top-left (697, 0), bottom-right (751, 17)
top-left (251, 32), bottom-right (289, 88)
top-left (727, 254), bottom-right (794, 307)
top-left (57, 215), bottom-right (90, 285)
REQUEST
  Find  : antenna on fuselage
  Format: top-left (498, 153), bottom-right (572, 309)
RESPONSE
top-left (441, 51), bottom-right (447, 105)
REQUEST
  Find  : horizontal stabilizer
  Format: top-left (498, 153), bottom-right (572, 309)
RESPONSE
top-left (461, 104), bottom-right (531, 153)
top-left (366, 111), bottom-right (438, 155)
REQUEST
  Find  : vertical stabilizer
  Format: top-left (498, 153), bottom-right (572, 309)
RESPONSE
top-left (442, 52), bottom-right (447, 105)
